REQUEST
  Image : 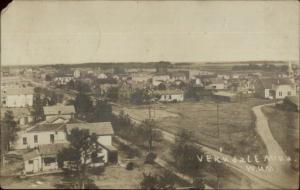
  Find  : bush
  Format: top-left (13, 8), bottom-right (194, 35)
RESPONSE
top-left (144, 152), bottom-right (157, 164)
top-left (126, 162), bottom-right (135, 170)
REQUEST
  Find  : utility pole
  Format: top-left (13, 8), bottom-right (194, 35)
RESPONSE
top-left (148, 90), bottom-right (152, 152)
top-left (217, 103), bottom-right (220, 138)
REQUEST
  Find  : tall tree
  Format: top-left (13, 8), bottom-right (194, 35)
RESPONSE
top-left (138, 119), bottom-right (162, 152)
top-left (57, 128), bottom-right (102, 189)
top-left (171, 129), bottom-right (206, 175)
top-left (91, 100), bottom-right (112, 122)
top-left (1, 111), bottom-right (18, 151)
top-left (74, 92), bottom-right (93, 118)
top-left (32, 93), bottom-right (44, 122)
top-left (106, 87), bottom-right (119, 102)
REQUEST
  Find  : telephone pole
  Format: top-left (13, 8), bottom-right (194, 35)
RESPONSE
top-left (217, 103), bottom-right (220, 138)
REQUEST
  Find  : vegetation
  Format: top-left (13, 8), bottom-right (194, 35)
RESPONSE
top-left (74, 92), bottom-right (93, 118)
top-left (57, 128), bottom-right (102, 189)
top-left (171, 129), bottom-right (206, 175)
top-left (0, 111), bottom-right (18, 151)
top-left (130, 88), bottom-right (152, 105)
top-left (140, 170), bottom-right (176, 190)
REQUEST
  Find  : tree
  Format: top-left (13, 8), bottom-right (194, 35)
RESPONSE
top-left (106, 87), bottom-right (119, 102)
top-left (140, 170), bottom-right (176, 190)
top-left (138, 119), bottom-right (162, 152)
top-left (32, 93), bottom-right (44, 122)
top-left (208, 161), bottom-right (227, 190)
top-left (91, 100), bottom-right (112, 122)
top-left (192, 176), bottom-right (205, 190)
top-left (1, 111), bottom-right (18, 151)
top-left (74, 92), bottom-right (93, 118)
top-left (57, 128), bottom-right (102, 189)
top-left (171, 129), bottom-right (206, 175)
top-left (131, 88), bottom-right (151, 105)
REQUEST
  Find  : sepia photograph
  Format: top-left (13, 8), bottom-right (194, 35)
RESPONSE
top-left (0, 0), bottom-right (299, 189)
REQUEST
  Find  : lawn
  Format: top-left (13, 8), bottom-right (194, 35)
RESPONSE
top-left (262, 105), bottom-right (299, 162)
top-left (116, 98), bottom-right (271, 166)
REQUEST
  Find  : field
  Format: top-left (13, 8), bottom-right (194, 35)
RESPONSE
top-left (262, 105), bottom-right (299, 160)
top-left (116, 98), bottom-right (271, 165)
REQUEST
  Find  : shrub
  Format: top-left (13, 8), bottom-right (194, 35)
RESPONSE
top-left (126, 162), bottom-right (135, 170)
top-left (144, 152), bottom-right (157, 164)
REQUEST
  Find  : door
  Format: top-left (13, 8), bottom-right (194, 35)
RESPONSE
top-left (33, 159), bottom-right (39, 173)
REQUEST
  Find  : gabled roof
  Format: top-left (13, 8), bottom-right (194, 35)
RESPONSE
top-left (66, 122), bottom-right (114, 136)
top-left (39, 143), bottom-right (69, 156)
top-left (43, 105), bottom-right (75, 115)
top-left (259, 78), bottom-right (293, 89)
top-left (23, 149), bottom-right (40, 160)
top-left (27, 123), bottom-right (66, 133)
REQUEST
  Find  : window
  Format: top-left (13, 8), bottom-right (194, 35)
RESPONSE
top-left (34, 135), bottom-right (38, 143)
top-left (288, 91), bottom-right (291, 96)
top-left (28, 160), bottom-right (33, 164)
top-left (50, 134), bottom-right (55, 143)
top-left (279, 92), bottom-right (282, 97)
top-left (23, 137), bottom-right (27, 145)
top-left (169, 95), bottom-right (172, 99)
top-left (58, 110), bottom-right (61, 115)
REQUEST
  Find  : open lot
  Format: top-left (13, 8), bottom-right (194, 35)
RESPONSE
top-left (117, 98), bottom-right (271, 166)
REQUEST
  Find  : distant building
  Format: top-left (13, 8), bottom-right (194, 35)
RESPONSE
top-left (152, 74), bottom-right (170, 86)
top-left (155, 90), bottom-right (184, 102)
top-left (73, 69), bottom-right (81, 78)
top-left (204, 78), bottom-right (227, 90)
top-left (54, 74), bottom-right (73, 85)
top-left (43, 105), bottom-right (75, 120)
top-left (15, 123), bottom-right (67, 149)
top-left (212, 91), bottom-right (237, 102)
top-left (254, 78), bottom-right (296, 99)
top-left (1, 87), bottom-right (34, 108)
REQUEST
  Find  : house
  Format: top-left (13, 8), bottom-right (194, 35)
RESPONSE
top-left (43, 105), bottom-right (75, 120)
top-left (170, 72), bottom-right (188, 82)
top-left (54, 74), bottom-right (73, 85)
top-left (15, 123), bottom-right (68, 149)
top-left (1, 87), bottom-right (34, 108)
top-left (155, 90), bottom-right (184, 102)
top-left (23, 143), bottom-right (68, 174)
top-left (282, 96), bottom-right (299, 112)
top-left (212, 91), bottom-right (237, 102)
top-left (1, 107), bottom-right (33, 127)
top-left (66, 122), bottom-right (117, 163)
top-left (204, 78), bottom-right (227, 90)
top-left (152, 74), bottom-right (170, 86)
top-left (73, 70), bottom-right (81, 78)
top-left (254, 78), bottom-right (296, 99)
top-left (97, 73), bottom-right (108, 79)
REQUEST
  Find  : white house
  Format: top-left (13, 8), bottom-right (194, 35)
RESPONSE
top-left (204, 78), bottom-right (226, 90)
top-left (43, 105), bottom-right (75, 120)
top-left (54, 75), bottom-right (73, 85)
top-left (73, 70), bottom-right (81, 78)
top-left (66, 122), bottom-right (117, 163)
top-left (23, 143), bottom-right (68, 174)
top-left (97, 73), bottom-right (108, 79)
top-left (1, 87), bottom-right (34, 108)
top-left (152, 74), bottom-right (170, 86)
top-left (15, 123), bottom-right (67, 150)
top-left (155, 90), bottom-right (184, 102)
top-left (254, 78), bottom-right (296, 99)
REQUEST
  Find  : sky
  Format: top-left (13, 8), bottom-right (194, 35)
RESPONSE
top-left (1, 0), bottom-right (299, 66)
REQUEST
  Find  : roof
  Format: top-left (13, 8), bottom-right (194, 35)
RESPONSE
top-left (155, 90), bottom-right (184, 95)
top-left (3, 87), bottom-right (34, 96)
top-left (39, 143), bottom-right (69, 156)
top-left (44, 115), bottom-right (70, 124)
top-left (213, 91), bottom-right (236, 97)
top-left (66, 122), bottom-right (114, 136)
top-left (23, 149), bottom-right (40, 160)
top-left (27, 123), bottom-right (66, 133)
top-left (43, 105), bottom-right (75, 115)
top-left (259, 78), bottom-right (293, 89)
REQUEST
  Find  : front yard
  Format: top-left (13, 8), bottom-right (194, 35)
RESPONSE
top-left (116, 98), bottom-right (271, 166)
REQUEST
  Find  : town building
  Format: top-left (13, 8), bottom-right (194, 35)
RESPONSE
top-left (1, 107), bottom-right (33, 127)
top-left (54, 74), bottom-right (73, 85)
top-left (43, 105), bottom-right (75, 120)
top-left (1, 87), bottom-right (34, 108)
top-left (155, 90), bottom-right (184, 102)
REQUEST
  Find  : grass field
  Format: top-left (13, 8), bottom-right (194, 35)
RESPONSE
top-left (116, 98), bottom-right (271, 166)
top-left (262, 105), bottom-right (299, 161)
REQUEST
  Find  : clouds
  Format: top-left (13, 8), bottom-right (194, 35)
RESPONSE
top-left (1, 1), bottom-right (299, 65)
